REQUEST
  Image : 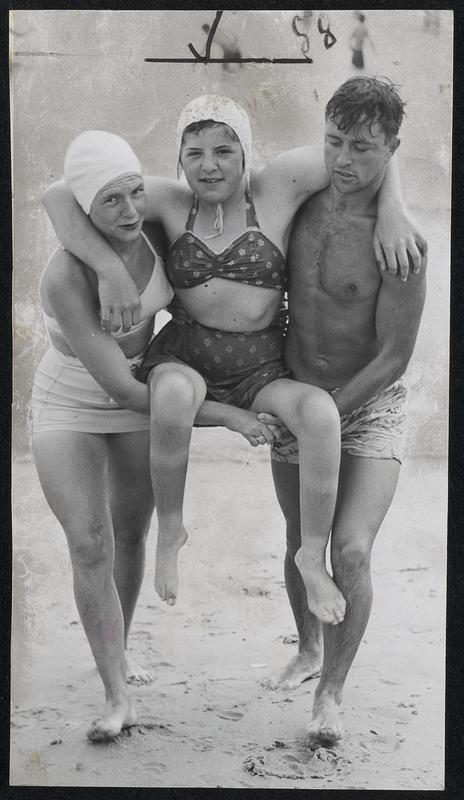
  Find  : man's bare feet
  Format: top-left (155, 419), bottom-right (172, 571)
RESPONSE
top-left (264, 652), bottom-right (322, 690)
top-left (306, 693), bottom-right (343, 745)
top-left (86, 697), bottom-right (137, 742)
top-left (294, 548), bottom-right (346, 625)
top-left (154, 526), bottom-right (188, 605)
top-left (125, 652), bottom-right (154, 685)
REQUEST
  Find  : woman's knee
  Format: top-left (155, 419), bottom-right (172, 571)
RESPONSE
top-left (66, 518), bottom-right (114, 569)
top-left (114, 511), bottom-right (151, 551)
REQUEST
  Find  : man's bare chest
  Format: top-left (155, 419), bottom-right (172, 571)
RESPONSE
top-left (289, 208), bottom-right (380, 303)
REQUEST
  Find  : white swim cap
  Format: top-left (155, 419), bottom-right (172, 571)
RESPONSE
top-left (176, 95), bottom-right (252, 177)
top-left (64, 130), bottom-right (141, 214)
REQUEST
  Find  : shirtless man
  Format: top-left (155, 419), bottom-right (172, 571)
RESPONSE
top-left (270, 77), bottom-right (426, 745)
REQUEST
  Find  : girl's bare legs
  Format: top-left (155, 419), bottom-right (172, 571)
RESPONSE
top-left (109, 430), bottom-right (155, 684)
top-left (148, 364), bottom-right (207, 605)
top-left (33, 431), bottom-right (136, 741)
top-left (252, 379), bottom-right (344, 626)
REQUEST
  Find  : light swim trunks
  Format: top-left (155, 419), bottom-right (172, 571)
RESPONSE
top-left (271, 377), bottom-right (408, 465)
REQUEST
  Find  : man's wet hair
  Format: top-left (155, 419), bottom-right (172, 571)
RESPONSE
top-left (325, 77), bottom-right (405, 141)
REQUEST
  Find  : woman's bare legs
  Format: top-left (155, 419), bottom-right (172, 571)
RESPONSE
top-left (252, 379), bottom-right (344, 625)
top-left (109, 430), bottom-right (155, 684)
top-left (148, 364), bottom-right (207, 605)
top-left (33, 430), bottom-right (136, 741)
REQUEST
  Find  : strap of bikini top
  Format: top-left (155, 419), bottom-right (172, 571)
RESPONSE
top-left (185, 182), bottom-right (259, 233)
top-left (140, 230), bottom-right (158, 259)
top-left (185, 196), bottom-right (199, 232)
top-left (245, 178), bottom-right (260, 230)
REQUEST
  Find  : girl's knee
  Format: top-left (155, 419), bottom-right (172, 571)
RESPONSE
top-left (296, 389), bottom-right (339, 435)
top-left (150, 368), bottom-right (205, 413)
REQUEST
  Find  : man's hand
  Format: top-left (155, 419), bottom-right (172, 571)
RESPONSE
top-left (373, 206), bottom-right (428, 281)
top-left (99, 268), bottom-right (142, 333)
top-left (256, 412), bottom-right (289, 442)
top-left (225, 408), bottom-right (281, 447)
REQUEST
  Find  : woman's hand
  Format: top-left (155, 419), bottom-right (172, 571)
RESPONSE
top-left (225, 408), bottom-right (280, 447)
top-left (99, 268), bottom-right (142, 333)
top-left (374, 205), bottom-right (428, 281)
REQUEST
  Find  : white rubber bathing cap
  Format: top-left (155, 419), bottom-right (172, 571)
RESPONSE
top-left (176, 94), bottom-right (252, 176)
top-left (64, 130), bottom-right (141, 214)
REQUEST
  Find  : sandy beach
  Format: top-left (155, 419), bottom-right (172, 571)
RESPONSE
top-left (11, 434), bottom-right (446, 790)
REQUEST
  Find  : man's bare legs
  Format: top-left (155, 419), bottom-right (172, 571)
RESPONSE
top-left (269, 459), bottom-right (323, 688)
top-left (33, 431), bottom-right (138, 741)
top-left (149, 364), bottom-right (207, 606)
top-left (307, 454), bottom-right (400, 744)
top-left (253, 379), bottom-right (344, 625)
top-left (109, 431), bottom-right (155, 684)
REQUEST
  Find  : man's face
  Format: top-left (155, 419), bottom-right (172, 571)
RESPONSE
top-left (324, 117), bottom-right (398, 194)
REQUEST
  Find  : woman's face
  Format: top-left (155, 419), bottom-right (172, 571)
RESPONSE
top-left (89, 173), bottom-right (146, 242)
top-left (180, 124), bottom-right (245, 204)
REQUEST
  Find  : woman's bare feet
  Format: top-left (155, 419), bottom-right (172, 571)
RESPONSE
top-left (294, 547), bottom-right (346, 625)
top-left (306, 692), bottom-right (343, 745)
top-left (154, 526), bottom-right (188, 605)
top-left (125, 652), bottom-right (154, 685)
top-left (86, 696), bottom-right (137, 742)
top-left (264, 652), bottom-right (322, 690)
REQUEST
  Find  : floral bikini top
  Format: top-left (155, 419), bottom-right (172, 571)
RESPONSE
top-left (166, 185), bottom-right (287, 292)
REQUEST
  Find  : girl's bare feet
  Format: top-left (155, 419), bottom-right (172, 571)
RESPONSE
top-left (294, 547), bottom-right (346, 625)
top-left (154, 526), bottom-right (188, 605)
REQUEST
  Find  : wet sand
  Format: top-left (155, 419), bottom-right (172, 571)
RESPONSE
top-left (11, 439), bottom-right (446, 789)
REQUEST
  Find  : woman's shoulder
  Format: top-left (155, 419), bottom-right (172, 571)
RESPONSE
top-left (45, 246), bottom-right (92, 283)
top-left (42, 247), bottom-right (96, 307)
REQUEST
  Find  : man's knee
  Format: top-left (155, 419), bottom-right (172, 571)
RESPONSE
top-left (331, 531), bottom-right (376, 575)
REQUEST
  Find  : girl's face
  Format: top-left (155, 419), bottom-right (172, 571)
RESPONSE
top-left (89, 173), bottom-right (146, 242)
top-left (180, 124), bottom-right (245, 205)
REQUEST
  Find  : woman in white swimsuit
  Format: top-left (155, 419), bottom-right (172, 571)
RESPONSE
top-left (32, 131), bottom-right (177, 742)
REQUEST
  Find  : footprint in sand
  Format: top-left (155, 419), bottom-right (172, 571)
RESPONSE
top-left (216, 709), bottom-right (244, 721)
